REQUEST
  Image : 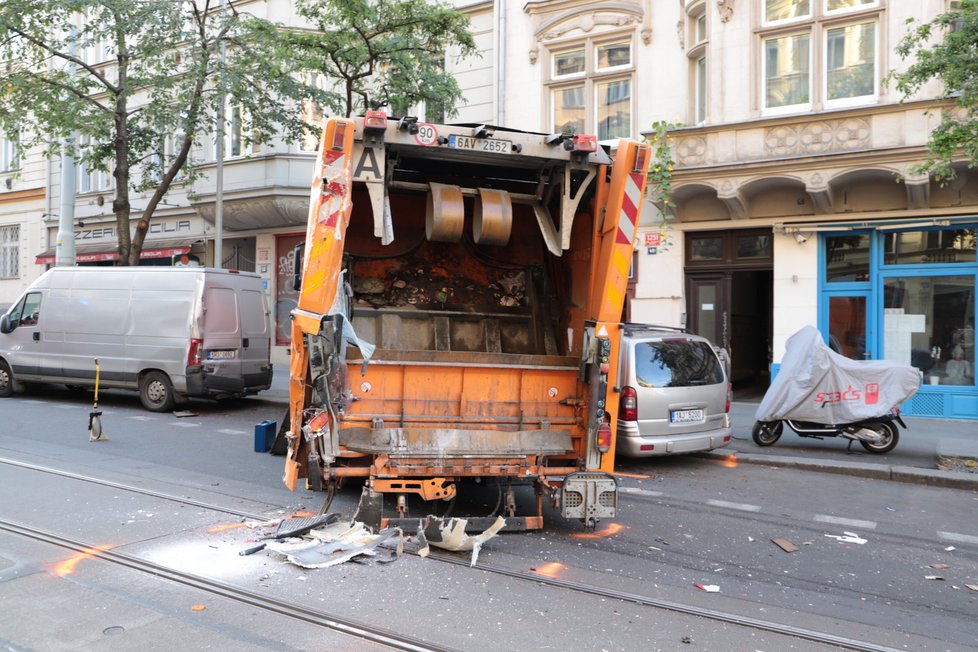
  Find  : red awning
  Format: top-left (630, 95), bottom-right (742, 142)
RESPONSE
top-left (35, 238), bottom-right (199, 265)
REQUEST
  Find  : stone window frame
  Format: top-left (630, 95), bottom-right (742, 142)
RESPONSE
top-left (545, 31), bottom-right (636, 142)
top-left (756, 0), bottom-right (885, 116)
top-left (686, 0), bottom-right (710, 125)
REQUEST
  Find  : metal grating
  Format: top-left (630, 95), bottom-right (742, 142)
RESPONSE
top-left (910, 393), bottom-right (944, 416)
top-left (564, 491), bottom-right (583, 508)
top-left (598, 491), bottom-right (616, 508)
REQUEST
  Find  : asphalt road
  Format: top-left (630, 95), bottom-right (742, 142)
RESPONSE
top-left (1, 384), bottom-right (976, 651)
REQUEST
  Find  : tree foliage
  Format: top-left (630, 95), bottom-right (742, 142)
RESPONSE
top-left (0, 0), bottom-right (319, 264)
top-left (891, 0), bottom-right (978, 182)
top-left (286, 0), bottom-right (477, 119)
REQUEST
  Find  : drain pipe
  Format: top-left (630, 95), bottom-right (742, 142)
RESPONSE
top-left (496, 0), bottom-right (505, 126)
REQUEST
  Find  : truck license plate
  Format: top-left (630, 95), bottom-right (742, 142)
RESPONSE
top-left (671, 409), bottom-right (704, 423)
top-left (448, 135), bottom-right (512, 154)
top-left (208, 350), bottom-right (236, 360)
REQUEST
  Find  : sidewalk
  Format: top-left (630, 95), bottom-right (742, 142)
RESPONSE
top-left (260, 365), bottom-right (978, 490)
top-left (698, 401), bottom-right (978, 491)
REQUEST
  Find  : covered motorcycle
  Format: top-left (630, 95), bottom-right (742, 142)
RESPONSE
top-left (752, 326), bottom-right (920, 454)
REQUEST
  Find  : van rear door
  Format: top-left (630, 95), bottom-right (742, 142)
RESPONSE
top-left (202, 285), bottom-right (243, 393)
top-left (238, 286), bottom-right (270, 384)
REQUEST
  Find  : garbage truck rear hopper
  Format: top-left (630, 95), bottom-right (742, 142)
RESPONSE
top-left (285, 113), bottom-right (652, 531)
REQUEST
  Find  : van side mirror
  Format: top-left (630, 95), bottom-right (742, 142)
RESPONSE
top-left (292, 243), bottom-right (304, 292)
top-left (0, 314), bottom-right (11, 334)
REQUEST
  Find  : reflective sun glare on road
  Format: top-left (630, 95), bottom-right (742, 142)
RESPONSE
top-left (53, 544), bottom-right (114, 577)
top-left (206, 523), bottom-right (247, 533)
top-left (532, 562), bottom-right (566, 578)
top-left (570, 523), bottom-right (624, 539)
top-left (717, 454), bottom-right (738, 468)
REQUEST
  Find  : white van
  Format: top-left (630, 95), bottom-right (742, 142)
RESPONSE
top-left (0, 267), bottom-right (273, 411)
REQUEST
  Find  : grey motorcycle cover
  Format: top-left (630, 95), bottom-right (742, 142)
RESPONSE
top-left (755, 326), bottom-right (920, 424)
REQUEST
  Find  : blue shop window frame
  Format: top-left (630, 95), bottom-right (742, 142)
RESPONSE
top-left (813, 227), bottom-right (978, 420)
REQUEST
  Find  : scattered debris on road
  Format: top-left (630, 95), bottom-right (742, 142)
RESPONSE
top-left (928, 563), bottom-right (950, 570)
top-left (771, 538), bottom-right (799, 553)
top-left (421, 515), bottom-right (506, 566)
top-left (965, 584), bottom-right (978, 591)
top-left (824, 531), bottom-right (867, 545)
top-left (173, 410), bottom-right (197, 418)
top-left (694, 583), bottom-right (720, 592)
top-left (924, 575), bottom-right (945, 581)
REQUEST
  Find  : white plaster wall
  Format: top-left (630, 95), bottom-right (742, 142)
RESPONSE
top-left (771, 233), bottom-right (819, 362)
top-left (448, 3), bottom-right (496, 124)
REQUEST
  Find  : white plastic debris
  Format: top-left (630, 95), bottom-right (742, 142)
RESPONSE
top-left (824, 531), bottom-right (867, 545)
top-left (423, 516), bottom-right (506, 566)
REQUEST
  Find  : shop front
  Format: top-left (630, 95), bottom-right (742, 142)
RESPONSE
top-left (817, 221), bottom-right (977, 420)
top-left (35, 218), bottom-right (206, 267)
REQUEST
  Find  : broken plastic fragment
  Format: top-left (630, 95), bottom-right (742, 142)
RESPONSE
top-left (423, 515), bottom-right (506, 566)
top-left (824, 532), bottom-right (867, 545)
top-left (924, 575), bottom-right (945, 581)
top-left (693, 583), bottom-right (720, 593)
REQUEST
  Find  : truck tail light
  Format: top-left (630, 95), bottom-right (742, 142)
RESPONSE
top-left (363, 110), bottom-right (388, 131)
top-left (596, 423), bottom-right (612, 453)
top-left (331, 122), bottom-right (348, 151)
top-left (188, 338), bottom-right (203, 366)
top-left (634, 144), bottom-right (650, 173)
top-left (726, 383), bottom-right (732, 414)
top-left (570, 134), bottom-right (598, 153)
top-left (620, 386), bottom-right (638, 421)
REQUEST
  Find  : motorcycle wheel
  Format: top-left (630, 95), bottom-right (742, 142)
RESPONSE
top-left (751, 420), bottom-right (783, 446)
top-left (859, 421), bottom-right (899, 454)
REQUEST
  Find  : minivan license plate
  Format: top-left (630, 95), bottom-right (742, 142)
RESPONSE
top-left (208, 350), bottom-right (236, 360)
top-left (671, 409), bottom-right (704, 423)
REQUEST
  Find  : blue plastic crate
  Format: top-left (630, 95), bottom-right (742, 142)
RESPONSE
top-left (254, 419), bottom-right (277, 453)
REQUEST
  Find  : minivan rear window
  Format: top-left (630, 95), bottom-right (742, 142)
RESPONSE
top-left (634, 340), bottom-right (723, 388)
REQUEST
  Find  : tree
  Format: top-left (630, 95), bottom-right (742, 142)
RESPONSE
top-left (284, 0), bottom-right (477, 119)
top-left (891, 0), bottom-right (978, 182)
top-left (0, 0), bottom-right (318, 265)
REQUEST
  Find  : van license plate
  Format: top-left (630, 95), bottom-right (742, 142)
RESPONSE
top-left (448, 135), bottom-right (512, 154)
top-left (671, 409), bottom-right (704, 423)
top-left (208, 350), bottom-right (236, 360)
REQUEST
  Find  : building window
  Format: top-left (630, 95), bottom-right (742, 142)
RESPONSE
top-left (695, 56), bottom-right (707, 123)
top-left (1, 134), bottom-right (19, 173)
top-left (883, 275), bottom-right (975, 387)
top-left (825, 233), bottom-right (871, 281)
top-left (215, 104), bottom-right (262, 160)
top-left (764, 33), bottom-right (811, 112)
top-left (547, 37), bottom-right (633, 140)
top-left (0, 225), bottom-right (18, 279)
top-left (759, 1), bottom-right (878, 114)
top-left (764, 0), bottom-right (811, 24)
top-left (884, 228), bottom-right (977, 265)
top-left (77, 136), bottom-right (113, 193)
top-left (825, 22), bottom-right (877, 106)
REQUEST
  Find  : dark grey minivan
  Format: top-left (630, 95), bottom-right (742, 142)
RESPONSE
top-left (616, 325), bottom-right (731, 457)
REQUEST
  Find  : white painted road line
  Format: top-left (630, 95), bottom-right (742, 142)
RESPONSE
top-left (814, 515), bottom-right (877, 530)
top-left (938, 531), bottom-right (978, 545)
top-left (707, 499), bottom-right (761, 512)
top-left (170, 422), bottom-right (200, 428)
top-left (619, 487), bottom-right (663, 498)
top-left (217, 428), bottom-right (247, 435)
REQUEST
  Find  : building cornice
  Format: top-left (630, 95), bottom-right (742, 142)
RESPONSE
top-left (0, 187), bottom-right (45, 205)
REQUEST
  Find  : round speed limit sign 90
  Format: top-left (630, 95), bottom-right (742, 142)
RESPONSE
top-left (415, 124), bottom-right (438, 146)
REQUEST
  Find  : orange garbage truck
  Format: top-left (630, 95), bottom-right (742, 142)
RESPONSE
top-left (284, 113), bottom-right (651, 531)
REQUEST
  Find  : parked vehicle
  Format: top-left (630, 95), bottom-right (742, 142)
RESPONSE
top-left (0, 266), bottom-right (273, 411)
top-left (751, 326), bottom-right (920, 454)
top-left (283, 112), bottom-right (652, 531)
top-left (616, 325), bottom-right (731, 457)
top-left (751, 409), bottom-right (907, 454)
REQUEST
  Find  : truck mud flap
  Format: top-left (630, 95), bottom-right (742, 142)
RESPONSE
top-left (561, 471), bottom-right (617, 527)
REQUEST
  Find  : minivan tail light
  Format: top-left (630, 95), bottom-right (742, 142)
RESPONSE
top-left (596, 423), bottom-right (612, 453)
top-left (620, 386), bottom-right (638, 421)
top-left (725, 382), bottom-right (732, 414)
top-left (188, 338), bottom-right (203, 366)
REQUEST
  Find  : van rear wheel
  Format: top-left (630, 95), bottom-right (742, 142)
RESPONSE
top-left (0, 360), bottom-right (13, 398)
top-left (140, 371), bottom-right (175, 412)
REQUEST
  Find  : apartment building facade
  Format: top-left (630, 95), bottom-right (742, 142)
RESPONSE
top-left (1, 0), bottom-right (974, 418)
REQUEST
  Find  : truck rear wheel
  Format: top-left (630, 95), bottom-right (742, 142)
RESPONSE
top-left (140, 371), bottom-right (175, 412)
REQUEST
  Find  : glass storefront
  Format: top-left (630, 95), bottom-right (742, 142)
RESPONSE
top-left (819, 224), bottom-right (978, 419)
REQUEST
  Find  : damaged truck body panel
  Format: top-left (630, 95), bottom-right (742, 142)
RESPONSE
top-left (285, 114), bottom-right (652, 531)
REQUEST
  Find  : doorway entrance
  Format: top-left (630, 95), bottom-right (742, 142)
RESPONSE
top-left (685, 229), bottom-right (774, 400)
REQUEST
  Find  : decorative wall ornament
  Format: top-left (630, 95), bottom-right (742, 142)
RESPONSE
top-left (675, 136), bottom-right (708, 165)
top-left (537, 8), bottom-right (643, 42)
top-left (677, 18), bottom-right (685, 49)
top-left (717, 0), bottom-right (734, 22)
top-left (642, 26), bottom-right (652, 44)
top-left (529, 47), bottom-right (538, 64)
top-left (764, 118), bottom-right (871, 157)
